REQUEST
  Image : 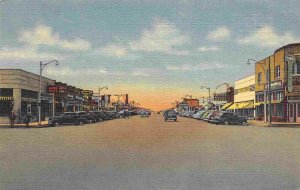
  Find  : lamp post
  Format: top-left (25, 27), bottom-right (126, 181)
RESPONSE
top-left (200, 97), bottom-right (205, 103)
top-left (247, 58), bottom-right (271, 124)
top-left (201, 86), bottom-right (211, 102)
top-left (98, 86), bottom-right (108, 111)
top-left (39, 60), bottom-right (59, 125)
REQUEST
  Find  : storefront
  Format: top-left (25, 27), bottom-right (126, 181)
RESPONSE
top-left (0, 69), bottom-right (55, 124)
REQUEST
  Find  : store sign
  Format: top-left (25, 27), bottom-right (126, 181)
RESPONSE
top-left (265, 80), bottom-right (282, 91)
top-left (48, 85), bottom-right (67, 93)
top-left (82, 90), bottom-right (93, 97)
top-left (286, 55), bottom-right (296, 92)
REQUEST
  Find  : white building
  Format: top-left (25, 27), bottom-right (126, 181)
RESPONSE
top-left (227, 75), bottom-right (256, 119)
top-left (0, 69), bottom-right (55, 124)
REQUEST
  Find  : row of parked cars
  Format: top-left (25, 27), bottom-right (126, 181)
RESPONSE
top-left (179, 110), bottom-right (248, 126)
top-left (48, 110), bottom-right (136, 127)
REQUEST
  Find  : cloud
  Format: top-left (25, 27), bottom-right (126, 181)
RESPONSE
top-left (166, 63), bottom-right (225, 71)
top-left (45, 66), bottom-right (107, 77)
top-left (129, 18), bottom-right (190, 55)
top-left (238, 25), bottom-right (298, 48)
top-left (97, 44), bottom-right (128, 57)
top-left (0, 47), bottom-right (59, 60)
top-left (131, 69), bottom-right (151, 77)
top-left (19, 24), bottom-right (91, 51)
top-left (207, 27), bottom-right (230, 41)
top-left (197, 46), bottom-right (219, 52)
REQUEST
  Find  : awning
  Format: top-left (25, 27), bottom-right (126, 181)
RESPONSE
top-left (254, 101), bottom-right (282, 106)
top-left (221, 102), bottom-right (233, 110)
top-left (227, 101), bottom-right (254, 110)
top-left (227, 103), bottom-right (239, 110)
top-left (243, 102), bottom-right (254, 109)
top-left (254, 102), bottom-right (263, 107)
top-left (0, 96), bottom-right (13, 101)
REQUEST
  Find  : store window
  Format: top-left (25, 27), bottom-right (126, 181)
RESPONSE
top-left (0, 88), bottom-right (13, 97)
top-left (298, 104), bottom-right (300, 117)
top-left (290, 104), bottom-right (294, 117)
top-left (275, 66), bottom-right (280, 79)
top-left (21, 89), bottom-right (38, 99)
top-left (0, 101), bottom-right (11, 116)
top-left (276, 104), bottom-right (283, 117)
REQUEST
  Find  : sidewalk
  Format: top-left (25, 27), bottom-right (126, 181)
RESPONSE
top-left (249, 120), bottom-right (300, 128)
top-left (0, 121), bottom-right (50, 128)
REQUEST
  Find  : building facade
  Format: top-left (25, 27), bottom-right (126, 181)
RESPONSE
top-left (0, 69), bottom-right (55, 124)
top-left (213, 86), bottom-right (234, 110)
top-left (227, 75), bottom-right (255, 119)
top-left (255, 43), bottom-right (300, 122)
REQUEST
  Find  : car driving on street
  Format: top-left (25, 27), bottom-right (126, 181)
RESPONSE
top-left (164, 110), bottom-right (177, 121)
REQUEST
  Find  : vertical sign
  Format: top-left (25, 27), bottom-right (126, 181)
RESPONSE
top-left (285, 55), bottom-right (296, 93)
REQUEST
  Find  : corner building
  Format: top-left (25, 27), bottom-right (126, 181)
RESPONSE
top-left (0, 69), bottom-right (55, 124)
top-left (255, 43), bottom-right (300, 122)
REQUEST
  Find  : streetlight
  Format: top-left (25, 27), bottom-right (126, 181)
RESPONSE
top-left (39, 60), bottom-right (59, 125)
top-left (200, 97), bottom-right (205, 103)
top-left (98, 86), bottom-right (108, 110)
top-left (247, 58), bottom-right (271, 124)
top-left (201, 86), bottom-right (211, 102)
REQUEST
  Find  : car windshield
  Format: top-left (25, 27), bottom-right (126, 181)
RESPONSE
top-left (167, 111), bottom-right (176, 115)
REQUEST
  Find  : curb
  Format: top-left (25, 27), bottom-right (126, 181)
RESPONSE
top-left (0, 125), bottom-right (51, 129)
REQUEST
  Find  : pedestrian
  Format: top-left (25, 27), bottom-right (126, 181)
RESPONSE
top-left (8, 110), bottom-right (16, 128)
top-left (24, 113), bottom-right (33, 127)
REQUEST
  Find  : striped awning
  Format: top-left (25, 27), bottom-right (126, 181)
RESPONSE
top-left (0, 96), bottom-right (13, 101)
top-left (221, 102), bottom-right (233, 110)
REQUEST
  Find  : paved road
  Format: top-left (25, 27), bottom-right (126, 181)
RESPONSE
top-left (0, 114), bottom-right (300, 190)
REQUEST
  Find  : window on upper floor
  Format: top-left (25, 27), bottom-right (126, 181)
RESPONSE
top-left (275, 66), bottom-right (280, 79)
top-left (294, 61), bottom-right (300, 75)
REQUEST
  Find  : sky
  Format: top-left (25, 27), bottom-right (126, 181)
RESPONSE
top-left (0, 0), bottom-right (300, 111)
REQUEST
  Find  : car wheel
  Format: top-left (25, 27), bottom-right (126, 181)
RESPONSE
top-left (54, 122), bottom-right (59, 127)
top-left (88, 120), bottom-right (93, 123)
top-left (224, 121), bottom-right (229, 125)
top-left (78, 121), bottom-right (84, 126)
top-left (240, 121), bottom-right (247, 126)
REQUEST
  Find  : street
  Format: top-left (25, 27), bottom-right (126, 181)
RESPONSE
top-left (0, 114), bottom-right (300, 190)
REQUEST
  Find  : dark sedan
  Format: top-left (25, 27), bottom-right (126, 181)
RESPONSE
top-left (210, 112), bottom-right (247, 125)
top-left (48, 112), bottom-right (88, 127)
top-left (164, 110), bottom-right (177, 121)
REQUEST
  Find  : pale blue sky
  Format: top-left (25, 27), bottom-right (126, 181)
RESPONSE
top-left (0, 0), bottom-right (300, 109)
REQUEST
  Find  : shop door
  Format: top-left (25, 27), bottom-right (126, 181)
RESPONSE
top-left (289, 104), bottom-right (295, 123)
top-left (296, 104), bottom-right (300, 123)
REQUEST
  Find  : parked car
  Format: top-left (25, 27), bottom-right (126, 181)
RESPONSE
top-left (164, 110), bottom-right (177, 121)
top-left (207, 111), bottom-right (220, 123)
top-left (199, 110), bottom-right (211, 120)
top-left (210, 112), bottom-right (248, 125)
top-left (48, 112), bottom-right (88, 127)
top-left (203, 110), bottom-right (214, 122)
top-left (118, 110), bottom-right (131, 118)
top-left (76, 111), bottom-right (98, 123)
top-left (193, 110), bottom-right (205, 119)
